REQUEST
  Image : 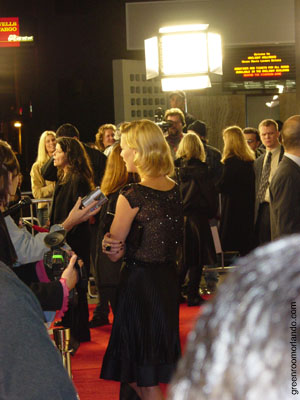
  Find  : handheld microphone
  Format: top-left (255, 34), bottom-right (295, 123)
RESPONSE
top-left (3, 196), bottom-right (32, 217)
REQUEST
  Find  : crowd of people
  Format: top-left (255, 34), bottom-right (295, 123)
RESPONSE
top-left (1, 89), bottom-right (299, 399)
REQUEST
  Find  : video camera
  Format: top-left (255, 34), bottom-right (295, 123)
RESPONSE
top-left (154, 107), bottom-right (173, 132)
top-left (44, 229), bottom-right (89, 287)
top-left (43, 227), bottom-right (85, 306)
top-left (43, 228), bottom-right (73, 281)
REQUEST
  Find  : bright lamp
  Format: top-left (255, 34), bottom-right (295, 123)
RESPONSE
top-left (144, 24), bottom-right (222, 91)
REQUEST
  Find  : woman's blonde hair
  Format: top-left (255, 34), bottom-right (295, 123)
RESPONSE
top-left (101, 143), bottom-right (128, 196)
top-left (176, 132), bottom-right (206, 162)
top-left (121, 119), bottom-right (174, 178)
top-left (95, 124), bottom-right (116, 152)
top-left (35, 131), bottom-right (56, 166)
top-left (222, 126), bottom-right (255, 163)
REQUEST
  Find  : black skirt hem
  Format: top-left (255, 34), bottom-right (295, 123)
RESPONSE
top-left (100, 358), bottom-right (177, 387)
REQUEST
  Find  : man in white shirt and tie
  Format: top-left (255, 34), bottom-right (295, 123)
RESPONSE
top-left (254, 119), bottom-right (284, 246)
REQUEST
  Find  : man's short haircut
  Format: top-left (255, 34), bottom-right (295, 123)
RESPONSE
top-left (276, 120), bottom-right (283, 132)
top-left (281, 115), bottom-right (300, 150)
top-left (258, 119), bottom-right (278, 133)
top-left (243, 127), bottom-right (260, 142)
top-left (169, 90), bottom-right (186, 100)
top-left (164, 108), bottom-right (186, 127)
top-left (188, 120), bottom-right (207, 139)
top-left (56, 123), bottom-right (80, 139)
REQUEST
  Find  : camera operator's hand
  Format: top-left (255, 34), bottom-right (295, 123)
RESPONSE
top-left (62, 197), bottom-right (101, 232)
top-left (61, 254), bottom-right (78, 290)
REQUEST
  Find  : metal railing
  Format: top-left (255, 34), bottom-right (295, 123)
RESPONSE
top-left (20, 192), bottom-right (53, 234)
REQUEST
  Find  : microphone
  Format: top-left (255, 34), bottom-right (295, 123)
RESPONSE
top-left (3, 196), bottom-right (32, 217)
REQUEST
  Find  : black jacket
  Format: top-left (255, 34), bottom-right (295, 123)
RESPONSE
top-left (175, 158), bottom-right (218, 218)
top-left (175, 158), bottom-right (217, 266)
top-left (270, 156), bottom-right (300, 240)
top-left (203, 143), bottom-right (223, 185)
top-left (217, 156), bottom-right (255, 255)
top-left (50, 174), bottom-right (92, 265)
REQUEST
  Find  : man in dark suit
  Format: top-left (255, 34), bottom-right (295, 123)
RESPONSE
top-left (270, 115), bottom-right (300, 240)
top-left (254, 119), bottom-right (284, 246)
top-left (41, 123), bottom-right (107, 186)
top-left (243, 127), bottom-right (265, 158)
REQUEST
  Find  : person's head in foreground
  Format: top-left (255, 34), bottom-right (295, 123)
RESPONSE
top-left (169, 235), bottom-right (300, 400)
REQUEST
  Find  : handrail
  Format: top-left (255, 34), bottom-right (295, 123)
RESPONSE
top-left (30, 198), bottom-right (53, 204)
top-left (19, 194), bottom-right (53, 234)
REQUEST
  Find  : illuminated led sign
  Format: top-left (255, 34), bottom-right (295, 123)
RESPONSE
top-left (234, 52), bottom-right (290, 78)
top-left (223, 45), bottom-right (295, 82)
top-left (0, 18), bottom-right (20, 47)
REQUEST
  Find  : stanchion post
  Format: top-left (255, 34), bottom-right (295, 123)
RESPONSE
top-left (53, 327), bottom-right (72, 377)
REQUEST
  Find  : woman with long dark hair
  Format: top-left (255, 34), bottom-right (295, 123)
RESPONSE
top-left (51, 137), bottom-right (94, 265)
top-left (51, 136), bottom-right (94, 344)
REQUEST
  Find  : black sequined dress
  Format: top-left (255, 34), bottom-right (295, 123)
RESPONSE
top-left (100, 183), bottom-right (183, 387)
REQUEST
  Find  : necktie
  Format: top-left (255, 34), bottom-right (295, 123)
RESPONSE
top-left (257, 151), bottom-right (272, 203)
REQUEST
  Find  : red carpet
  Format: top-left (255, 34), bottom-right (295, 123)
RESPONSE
top-left (70, 302), bottom-right (204, 400)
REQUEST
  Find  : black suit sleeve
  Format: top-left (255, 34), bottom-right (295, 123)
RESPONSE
top-left (270, 162), bottom-right (300, 239)
top-left (30, 281), bottom-right (63, 311)
top-left (84, 145), bottom-right (107, 185)
top-left (41, 156), bottom-right (58, 182)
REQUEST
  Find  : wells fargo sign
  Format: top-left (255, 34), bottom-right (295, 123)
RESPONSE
top-left (0, 17), bottom-right (20, 47)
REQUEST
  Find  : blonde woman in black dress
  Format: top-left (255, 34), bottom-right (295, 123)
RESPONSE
top-left (101, 120), bottom-right (183, 400)
top-left (218, 126), bottom-right (255, 256)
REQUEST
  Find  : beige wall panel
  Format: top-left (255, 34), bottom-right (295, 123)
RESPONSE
top-left (280, 93), bottom-right (297, 123)
top-left (187, 95), bottom-right (246, 151)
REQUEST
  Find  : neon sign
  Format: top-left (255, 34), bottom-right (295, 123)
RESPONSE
top-left (8, 35), bottom-right (34, 42)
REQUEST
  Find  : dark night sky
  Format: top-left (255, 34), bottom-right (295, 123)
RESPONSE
top-left (0, 0), bottom-right (145, 185)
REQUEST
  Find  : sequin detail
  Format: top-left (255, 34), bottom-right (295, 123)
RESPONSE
top-left (121, 183), bottom-right (183, 263)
